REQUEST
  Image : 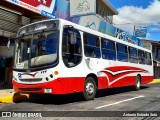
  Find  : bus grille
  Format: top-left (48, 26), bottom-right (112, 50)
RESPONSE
top-left (19, 78), bottom-right (42, 82)
top-left (19, 88), bottom-right (42, 91)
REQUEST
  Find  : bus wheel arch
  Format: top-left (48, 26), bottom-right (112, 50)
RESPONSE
top-left (83, 74), bottom-right (98, 100)
top-left (135, 74), bottom-right (141, 91)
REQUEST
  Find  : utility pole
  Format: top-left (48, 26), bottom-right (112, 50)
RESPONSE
top-left (133, 25), bottom-right (135, 36)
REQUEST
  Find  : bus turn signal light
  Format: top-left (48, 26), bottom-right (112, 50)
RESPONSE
top-left (54, 71), bottom-right (59, 75)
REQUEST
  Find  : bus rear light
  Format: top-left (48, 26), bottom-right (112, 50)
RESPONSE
top-left (44, 88), bottom-right (52, 93)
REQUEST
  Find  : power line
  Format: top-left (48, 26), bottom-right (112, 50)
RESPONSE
top-left (148, 32), bottom-right (160, 34)
top-left (113, 21), bottom-right (160, 26)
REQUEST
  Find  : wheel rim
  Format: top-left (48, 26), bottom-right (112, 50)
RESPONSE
top-left (85, 82), bottom-right (94, 96)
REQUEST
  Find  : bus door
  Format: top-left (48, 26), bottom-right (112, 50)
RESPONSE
top-left (62, 26), bottom-right (82, 68)
top-left (62, 26), bottom-right (83, 92)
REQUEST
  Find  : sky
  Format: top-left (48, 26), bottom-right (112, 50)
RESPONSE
top-left (108, 0), bottom-right (160, 41)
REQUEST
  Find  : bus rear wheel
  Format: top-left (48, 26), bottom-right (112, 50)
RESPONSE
top-left (135, 75), bottom-right (141, 91)
top-left (83, 77), bottom-right (97, 101)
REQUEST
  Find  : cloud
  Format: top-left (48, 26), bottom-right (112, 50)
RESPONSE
top-left (149, 27), bottom-right (160, 31)
top-left (113, 0), bottom-right (160, 34)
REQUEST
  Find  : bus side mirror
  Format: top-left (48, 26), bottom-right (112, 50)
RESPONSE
top-left (7, 38), bottom-right (10, 50)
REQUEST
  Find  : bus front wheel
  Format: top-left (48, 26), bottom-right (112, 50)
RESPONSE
top-left (83, 77), bottom-right (97, 101)
top-left (135, 75), bottom-right (141, 91)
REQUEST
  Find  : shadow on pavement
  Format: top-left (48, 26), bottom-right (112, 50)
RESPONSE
top-left (96, 85), bottom-right (149, 98)
top-left (23, 85), bottom-right (149, 105)
top-left (27, 93), bottom-right (84, 105)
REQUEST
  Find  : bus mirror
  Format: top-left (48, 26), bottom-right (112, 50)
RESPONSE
top-left (71, 32), bottom-right (77, 44)
top-left (7, 38), bottom-right (10, 50)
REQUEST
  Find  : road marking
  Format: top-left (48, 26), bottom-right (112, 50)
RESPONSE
top-left (95, 96), bottom-right (145, 109)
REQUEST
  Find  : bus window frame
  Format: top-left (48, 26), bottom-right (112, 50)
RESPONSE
top-left (101, 38), bottom-right (116, 60)
top-left (83, 32), bottom-right (101, 58)
top-left (116, 42), bottom-right (129, 62)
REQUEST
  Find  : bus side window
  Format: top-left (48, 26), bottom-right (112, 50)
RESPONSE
top-left (83, 33), bottom-right (100, 58)
top-left (138, 50), bottom-right (145, 64)
top-left (145, 52), bottom-right (152, 65)
top-left (62, 27), bottom-right (82, 68)
top-left (117, 43), bottom-right (128, 62)
top-left (101, 38), bottom-right (116, 60)
top-left (129, 47), bottom-right (138, 63)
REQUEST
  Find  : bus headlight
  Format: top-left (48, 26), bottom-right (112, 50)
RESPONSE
top-left (45, 74), bottom-right (55, 82)
top-left (50, 74), bottom-right (53, 78)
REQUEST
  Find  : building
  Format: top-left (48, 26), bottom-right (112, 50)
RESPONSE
top-left (0, 0), bottom-right (118, 37)
top-left (141, 39), bottom-right (160, 79)
top-left (0, 0), bottom-right (118, 87)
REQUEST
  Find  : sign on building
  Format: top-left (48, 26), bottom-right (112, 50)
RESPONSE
top-left (70, 0), bottom-right (96, 17)
top-left (134, 28), bottom-right (147, 38)
top-left (6, 0), bottom-right (56, 18)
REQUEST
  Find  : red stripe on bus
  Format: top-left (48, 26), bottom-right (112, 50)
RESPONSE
top-left (12, 75), bottom-right (153, 94)
top-left (105, 66), bottom-right (148, 73)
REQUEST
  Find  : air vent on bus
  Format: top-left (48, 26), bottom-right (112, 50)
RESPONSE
top-left (19, 88), bottom-right (42, 92)
top-left (19, 78), bottom-right (42, 82)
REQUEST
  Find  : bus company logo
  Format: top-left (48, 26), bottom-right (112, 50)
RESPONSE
top-left (18, 73), bottom-right (22, 79)
top-left (20, 0), bottom-right (52, 7)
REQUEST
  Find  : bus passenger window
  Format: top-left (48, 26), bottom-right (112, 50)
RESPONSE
top-left (145, 52), bottom-right (152, 65)
top-left (129, 47), bottom-right (138, 63)
top-left (138, 50), bottom-right (145, 64)
top-left (101, 38), bottom-right (116, 60)
top-left (117, 43), bottom-right (128, 62)
top-left (83, 33), bottom-right (100, 58)
top-left (62, 27), bottom-right (82, 68)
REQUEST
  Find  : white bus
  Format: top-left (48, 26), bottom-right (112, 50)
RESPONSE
top-left (12, 19), bottom-right (153, 100)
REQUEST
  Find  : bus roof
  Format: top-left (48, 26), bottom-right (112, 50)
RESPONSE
top-left (19, 18), bottom-right (151, 53)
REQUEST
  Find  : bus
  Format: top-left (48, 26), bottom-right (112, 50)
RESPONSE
top-left (11, 19), bottom-right (153, 100)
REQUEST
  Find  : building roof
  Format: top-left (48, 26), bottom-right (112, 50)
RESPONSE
top-left (141, 39), bottom-right (160, 44)
top-left (103, 0), bottom-right (118, 15)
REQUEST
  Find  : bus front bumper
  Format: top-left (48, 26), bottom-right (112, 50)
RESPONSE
top-left (12, 77), bottom-right (85, 94)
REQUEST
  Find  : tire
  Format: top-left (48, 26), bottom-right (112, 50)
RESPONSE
top-left (83, 77), bottom-right (97, 100)
top-left (135, 75), bottom-right (141, 91)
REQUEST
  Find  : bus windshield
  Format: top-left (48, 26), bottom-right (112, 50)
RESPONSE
top-left (14, 30), bottom-right (59, 69)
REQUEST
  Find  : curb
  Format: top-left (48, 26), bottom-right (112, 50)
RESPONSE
top-left (149, 79), bottom-right (160, 84)
top-left (0, 93), bottom-right (29, 103)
